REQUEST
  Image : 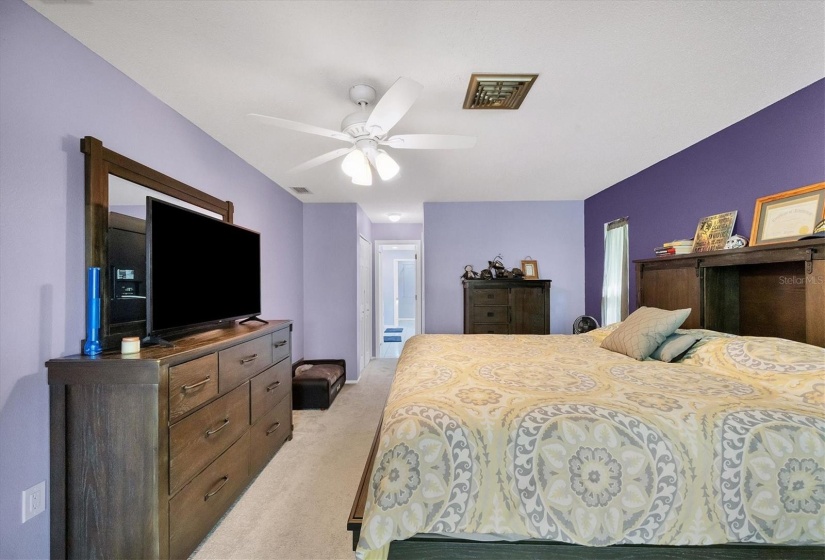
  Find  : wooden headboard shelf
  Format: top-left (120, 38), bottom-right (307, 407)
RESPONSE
top-left (635, 238), bottom-right (824, 347)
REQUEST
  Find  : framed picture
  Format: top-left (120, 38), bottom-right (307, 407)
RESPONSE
top-left (521, 259), bottom-right (538, 280)
top-left (751, 182), bottom-right (825, 246)
top-left (691, 211), bottom-right (737, 253)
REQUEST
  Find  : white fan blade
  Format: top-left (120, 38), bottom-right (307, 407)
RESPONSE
top-left (247, 113), bottom-right (354, 144)
top-left (288, 147), bottom-right (355, 174)
top-left (381, 134), bottom-right (476, 150)
top-left (365, 77), bottom-right (423, 136)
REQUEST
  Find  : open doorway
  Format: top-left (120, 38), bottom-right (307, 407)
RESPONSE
top-left (375, 240), bottom-right (422, 359)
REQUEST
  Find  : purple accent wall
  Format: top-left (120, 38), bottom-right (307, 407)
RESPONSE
top-left (584, 80), bottom-right (825, 320)
top-left (303, 204), bottom-right (359, 379)
top-left (0, 2), bottom-right (303, 557)
top-left (423, 201), bottom-right (585, 335)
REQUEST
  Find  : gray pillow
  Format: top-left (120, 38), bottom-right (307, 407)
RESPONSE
top-left (600, 306), bottom-right (691, 360)
top-left (649, 333), bottom-right (700, 362)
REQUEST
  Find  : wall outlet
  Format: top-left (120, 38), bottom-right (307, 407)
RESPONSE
top-left (22, 481), bottom-right (46, 523)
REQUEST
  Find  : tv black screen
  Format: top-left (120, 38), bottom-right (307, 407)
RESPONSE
top-left (146, 197), bottom-right (261, 336)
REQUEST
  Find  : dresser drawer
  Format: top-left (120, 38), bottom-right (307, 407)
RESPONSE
top-left (169, 353), bottom-right (219, 422)
top-left (250, 397), bottom-right (291, 474)
top-left (218, 334), bottom-right (274, 393)
top-left (250, 359), bottom-right (291, 424)
top-left (169, 431), bottom-right (250, 560)
top-left (169, 382), bottom-right (250, 495)
top-left (472, 306), bottom-right (508, 324)
top-left (472, 288), bottom-right (508, 305)
top-left (271, 327), bottom-right (290, 365)
top-left (471, 323), bottom-right (510, 334)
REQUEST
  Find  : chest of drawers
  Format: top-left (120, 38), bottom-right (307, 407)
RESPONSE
top-left (463, 279), bottom-right (552, 334)
top-left (47, 320), bottom-right (292, 559)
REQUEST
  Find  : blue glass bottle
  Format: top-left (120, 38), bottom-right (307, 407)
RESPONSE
top-left (83, 266), bottom-right (103, 356)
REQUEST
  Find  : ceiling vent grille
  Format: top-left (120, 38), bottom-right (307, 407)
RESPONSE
top-left (291, 187), bottom-right (312, 194)
top-left (463, 73), bottom-right (538, 110)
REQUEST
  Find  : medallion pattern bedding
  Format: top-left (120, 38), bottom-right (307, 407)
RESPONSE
top-left (355, 329), bottom-right (825, 559)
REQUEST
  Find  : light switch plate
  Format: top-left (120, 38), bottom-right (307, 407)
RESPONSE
top-left (22, 481), bottom-right (45, 523)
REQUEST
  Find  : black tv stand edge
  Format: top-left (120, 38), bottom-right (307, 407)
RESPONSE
top-left (239, 315), bottom-right (268, 325)
top-left (141, 335), bottom-right (174, 348)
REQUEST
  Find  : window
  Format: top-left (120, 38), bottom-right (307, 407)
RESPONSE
top-left (601, 217), bottom-right (629, 326)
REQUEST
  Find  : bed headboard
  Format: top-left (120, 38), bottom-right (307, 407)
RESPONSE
top-left (635, 238), bottom-right (824, 347)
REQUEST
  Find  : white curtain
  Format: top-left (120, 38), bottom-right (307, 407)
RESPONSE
top-left (601, 218), bottom-right (629, 326)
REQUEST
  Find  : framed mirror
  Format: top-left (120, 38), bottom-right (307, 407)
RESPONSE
top-left (82, 136), bottom-right (234, 350)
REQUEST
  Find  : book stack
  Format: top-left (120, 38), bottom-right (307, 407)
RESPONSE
top-left (654, 239), bottom-right (693, 257)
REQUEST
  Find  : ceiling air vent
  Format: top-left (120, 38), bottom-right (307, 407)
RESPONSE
top-left (463, 73), bottom-right (538, 110)
top-left (291, 187), bottom-right (312, 195)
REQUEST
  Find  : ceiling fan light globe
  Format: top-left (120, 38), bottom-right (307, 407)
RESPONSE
top-left (341, 149), bottom-right (368, 178)
top-left (351, 164), bottom-right (373, 186)
top-left (375, 150), bottom-right (400, 181)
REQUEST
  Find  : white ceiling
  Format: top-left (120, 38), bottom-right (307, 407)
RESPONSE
top-left (27, 0), bottom-right (825, 223)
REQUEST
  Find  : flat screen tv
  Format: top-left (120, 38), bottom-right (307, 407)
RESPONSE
top-left (146, 197), bottom-right (261, 339)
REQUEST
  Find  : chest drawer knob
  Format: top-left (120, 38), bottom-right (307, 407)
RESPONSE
top-left (265, 422), bottom-right (281, 436)
top-left (240, 354), bottom-right (258, 365)
top-left (266, 380), bottom-right (281, 392)
top-left (204, 476), bottom-right (229, 501)
top-left (273, 340), bottom-right (287, 348)
top-left (181, 376), bottom-right (211, 392)
top-left (205, 418), bottom-right (230, 437)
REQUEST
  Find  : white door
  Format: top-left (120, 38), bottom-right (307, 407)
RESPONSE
top-left (359, 236), bottom-right (372, 373)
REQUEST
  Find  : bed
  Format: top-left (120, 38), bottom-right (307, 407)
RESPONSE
top-left (350, 325), bottom-right (825, 559)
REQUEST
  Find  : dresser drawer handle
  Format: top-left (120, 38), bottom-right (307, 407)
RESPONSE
top-left (266, 381), bottom-right (281, 392)
top-left (205, 418), bottom-right (229, 437)
top-left (273, 340), bottom-right (287, 348)
top-left (487, 312), bottom-right (494, 317)
top-left (181, 376), bottom-right (211, 391)
top-left (265, 422), bottom-right (281, 436)
top-left (204, 476), bottom-right (229, 501)
top-left (240, 354), bottom-right (258, 365)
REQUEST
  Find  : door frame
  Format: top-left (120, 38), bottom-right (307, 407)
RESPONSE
top-left (374, 240), bottom-right (423, 355)
top-left (358, 235), bottom-right (373, 375)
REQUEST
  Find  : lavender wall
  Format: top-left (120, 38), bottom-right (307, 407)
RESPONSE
top-left (372, 223), bottom-right (423, 241)
top-left (423, 201), bottom-right (585, 335)
top-left (584, 79), bottom-right (825, 319)
top-left (303, 204), bottom-right (359, 380)
top-left (0, 2), bottom-right (303, 557)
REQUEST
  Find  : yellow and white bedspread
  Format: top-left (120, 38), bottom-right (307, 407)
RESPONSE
top-left (356, 330), bottom-right (825, 559)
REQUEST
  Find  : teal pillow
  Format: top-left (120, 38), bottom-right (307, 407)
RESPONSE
top-left (600, 306), bottom-right (692, 360)
top-left (650, 333), bottom-right (700, 362)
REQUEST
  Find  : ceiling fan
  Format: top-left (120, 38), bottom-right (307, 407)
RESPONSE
top-left (248, 77), bottom-right (476, 186)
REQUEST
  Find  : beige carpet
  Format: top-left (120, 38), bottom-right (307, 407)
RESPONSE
top-left (191, 359), bottom-right (396, 560)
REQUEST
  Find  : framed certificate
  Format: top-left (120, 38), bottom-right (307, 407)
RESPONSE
top-left (751, 182), bottom-right (825, 245)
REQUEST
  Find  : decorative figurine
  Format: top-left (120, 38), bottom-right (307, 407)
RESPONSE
top-left (724, 234), bottom-right (749, 249)
top-left (461, 264), bottom-right (478, 280)
top-left (488, 255), bottom-right (507, 278)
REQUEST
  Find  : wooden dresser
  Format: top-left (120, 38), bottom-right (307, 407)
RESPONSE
top-left (463, 279), bottom-right (552, 334)
top-left (636, 238), bottom-right (824, 347)
top-left (47, 320), bottom-right (293, 559)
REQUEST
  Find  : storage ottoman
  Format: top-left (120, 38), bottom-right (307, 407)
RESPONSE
top-left (292, 359), bottom-right (346, 409)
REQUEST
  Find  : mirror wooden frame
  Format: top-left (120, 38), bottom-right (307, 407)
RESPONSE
top-left (82, 136), bottom-right (234, 350)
